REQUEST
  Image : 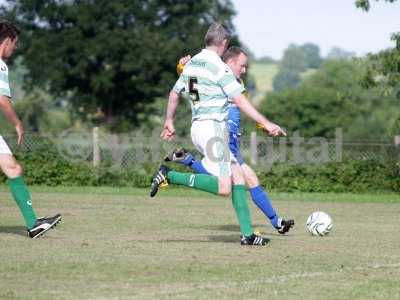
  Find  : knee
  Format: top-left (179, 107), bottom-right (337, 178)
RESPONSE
top-left (219, 189), bottom-right (230, 197)
top-left (6, 162), bottom-right (23, 178)
top-left (243, 166), bottom-right (259, 188)
top-left (218, 179), bottom-right (231, 196)
top-left (246, 175), bottom-right (259, 189)
top-left (232, 172), bottom-right (245, 186)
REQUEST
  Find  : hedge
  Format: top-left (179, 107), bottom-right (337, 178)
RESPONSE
top-left (1, 146), bottom-right (399, 193)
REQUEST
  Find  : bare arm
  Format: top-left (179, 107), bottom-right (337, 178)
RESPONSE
top-left (0, 95), bottom-right (24, 145)
top-left (233, 93), bottom-right (286, 136)
top-left (161, 90), bottom-right (180, 141)
top-left (165, 90), bottom-right (180, 121)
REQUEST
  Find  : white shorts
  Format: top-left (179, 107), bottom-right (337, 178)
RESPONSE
top-left (191, 120), bottom-right (236, 177)
top-left (0, 135), bottom-right (12, 155)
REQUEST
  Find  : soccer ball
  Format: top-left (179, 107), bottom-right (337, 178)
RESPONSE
top-left (306, 211), bottom-right (333, 236)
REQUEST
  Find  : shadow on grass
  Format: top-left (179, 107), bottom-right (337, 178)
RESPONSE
top-left (160, 234), bottom-right (239, 244)
top-left (189, 224), bottom-right (266, 232)
top-left (0, 225), bottom-right (27, 236)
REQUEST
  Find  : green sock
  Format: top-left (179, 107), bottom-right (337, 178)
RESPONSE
top-left (167, 171), bottom-right (219, 195)
top-left (232, 185), bottom-right (254, 237)
top-left (8, 176), bottom-right (37, 229)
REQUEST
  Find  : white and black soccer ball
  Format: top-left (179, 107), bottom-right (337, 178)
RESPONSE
top-left (306, 211), bottom-right (333, 236)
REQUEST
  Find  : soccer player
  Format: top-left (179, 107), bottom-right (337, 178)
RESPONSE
top-left (150, 23), bottom-right (285, 245)
top-left (0, 21), bottom-right (61, 238)
top-left (166, 47), bottom-right (294, 234)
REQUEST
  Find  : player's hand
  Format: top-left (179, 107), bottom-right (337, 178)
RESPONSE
top-left (179, 55), bottom-right (191, 66)
top-left (161, 119), bottom-right (176, 141)
top-left (256, 122), bottom-right (287, 137)
top-left (15, 122), bottom-right (24, 145)
top-left (177, 55), bottom-right (191, 75)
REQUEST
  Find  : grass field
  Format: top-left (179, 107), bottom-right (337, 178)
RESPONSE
top-left (249, 63), bottom-right (279, 93)
top-left (1, 186), bottom-right (400, 299)
top-left (248, 63), bottom-right (278, 105)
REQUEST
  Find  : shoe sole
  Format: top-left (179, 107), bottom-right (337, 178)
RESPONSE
top-left (150, 168), bottom-right (168, 197)
top-left (240, 241), bottom-right (270, 246)
top-left (164, 148), bottom-right (187, 163)
top-left (240, 237), bottom-right (270, 246)
top-left (278, 221), bottom-right (295, 234)
top-left (164, 148), bottom-right (179, 162)
top-left (31, 215), bottom-right (62, 239)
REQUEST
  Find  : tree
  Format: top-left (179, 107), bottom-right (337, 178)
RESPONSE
top-left (272, 68), bottom-right (301, 92)
top-left (354, 0), bottom-right (400, 92)
top-left (280, 44), bottom-right (307, 73)
top-left (272, 43), bottom-right (324, 92)
top-left (354, 0), bottom-right (400, 136)
top-left (0, 0), bottom-right (236, 131)
top-left (355, 0), bottom-right (398, 11)
top-left (254, 56), bottom-right (277, 64)
top-left (261, 59), bottom-right (398, 140)
top-left (327, 47), bottom-right (355, 60)
top-left (301, 43), bottom-right (323, 69)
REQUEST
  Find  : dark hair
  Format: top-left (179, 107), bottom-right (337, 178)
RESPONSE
top-left (222, 46), bottom-right (247, 62)
top-left (0, 21), bottom-right (20, 43)
top-left (204, 22), bottom-right (230, 47)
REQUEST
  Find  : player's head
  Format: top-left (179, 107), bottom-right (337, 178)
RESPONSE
top-left (222, 46), bottom-right (248, 79)
top-left (204, 22), bottom-right (230, 55)
top-left (0, 21), bottom-right (20, 59)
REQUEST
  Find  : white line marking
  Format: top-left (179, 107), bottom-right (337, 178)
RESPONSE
top-left (134, 262), bottom-right (400, 297)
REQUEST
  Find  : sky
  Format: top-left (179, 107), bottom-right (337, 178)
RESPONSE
top-left (231, 0), bottom-right (400, 59)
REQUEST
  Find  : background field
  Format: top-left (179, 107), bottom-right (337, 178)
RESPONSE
top-left (248, 63), bottom-right (278, 105)
top-left (0, 187), bottom-right (399, 300)
top-left (249, 63), bottom-right (279, 94)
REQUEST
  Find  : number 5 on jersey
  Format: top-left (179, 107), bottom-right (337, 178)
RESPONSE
top-left (189, 77), bottom-right (200, 104)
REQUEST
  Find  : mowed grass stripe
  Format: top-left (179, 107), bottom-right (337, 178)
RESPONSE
top-left (0, 188), bottom-right (399, 299)
top-left (0, 185), bottom-right (398, 203)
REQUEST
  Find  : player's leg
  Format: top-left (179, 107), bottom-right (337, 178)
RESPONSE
top-left (226, 127), bottom-right (293, 233)
top-left (231, 162), bottom-right (268, 245)
top-left (0, 137), bottom-right (61, 238)
top-left (164, 148), bottom-right (210, 175)
top-left (150, 164), bottom-right (230, 197)
top-left (0, 152), bottom-right (37, 229)
top-left (231, 162), bottom-right (253, 236)
top-left (241, 163), bottom-right (294, 234)
top-left (151, 120), bottom-right (232, 197)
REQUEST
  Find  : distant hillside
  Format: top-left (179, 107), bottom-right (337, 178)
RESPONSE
top-left (249, 62), bottom-right (317, 105)
top-left (248, 62), bottom-right (279, 105)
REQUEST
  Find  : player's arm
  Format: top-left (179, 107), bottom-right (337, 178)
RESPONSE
top-left (162, 91), bottom-right (180, 141)
top-left (0, 95), bottom-right (24, 145)
top-left (161, 90), bottom-right (180, 141)
top-left (220, 67), bottom-right (286, 137)
top-left (232, 93), bottom-right (286, 136)
top-left (161, 56), bottom-right (192, 141)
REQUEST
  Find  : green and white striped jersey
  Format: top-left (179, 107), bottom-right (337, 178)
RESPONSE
top-left (173, 49), bottom-right (245, 122)
top-left (0, 59), bottom-right (11, 98)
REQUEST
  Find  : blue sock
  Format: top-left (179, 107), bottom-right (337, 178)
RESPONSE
top-left (190, 160), bottom-right (210, 175)
top-left (180, 153), bottom-right (195, 166)
top-left (249, 186), bottom-right (280, 229)
top-left (175, 152), bottom-right (210, 175)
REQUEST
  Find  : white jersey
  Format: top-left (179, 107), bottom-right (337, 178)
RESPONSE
top-left (173, 49), bottom-right (245, 122)
top-left (0, 59), bottom-right (12, 154)
top-left (0, 59), bottom-right (11, 98)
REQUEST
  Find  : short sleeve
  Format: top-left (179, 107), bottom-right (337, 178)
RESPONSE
top-left (0, 63), bottom-right (11, 98)
top-left (172, 75), bottom-right (185, 94)
top-left (217, 67), bottom-right (244, 99)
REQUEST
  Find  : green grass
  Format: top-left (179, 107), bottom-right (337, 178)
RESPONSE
top-left (248, 63), bottom-right (279, 105)
top-left (1, 187), bottom-right (400, 299)
top-left (249, 63), bottom-right (279, 94)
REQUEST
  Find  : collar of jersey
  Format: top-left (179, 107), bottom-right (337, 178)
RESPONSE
top-left (201, 48), bottom-right (221, 60)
